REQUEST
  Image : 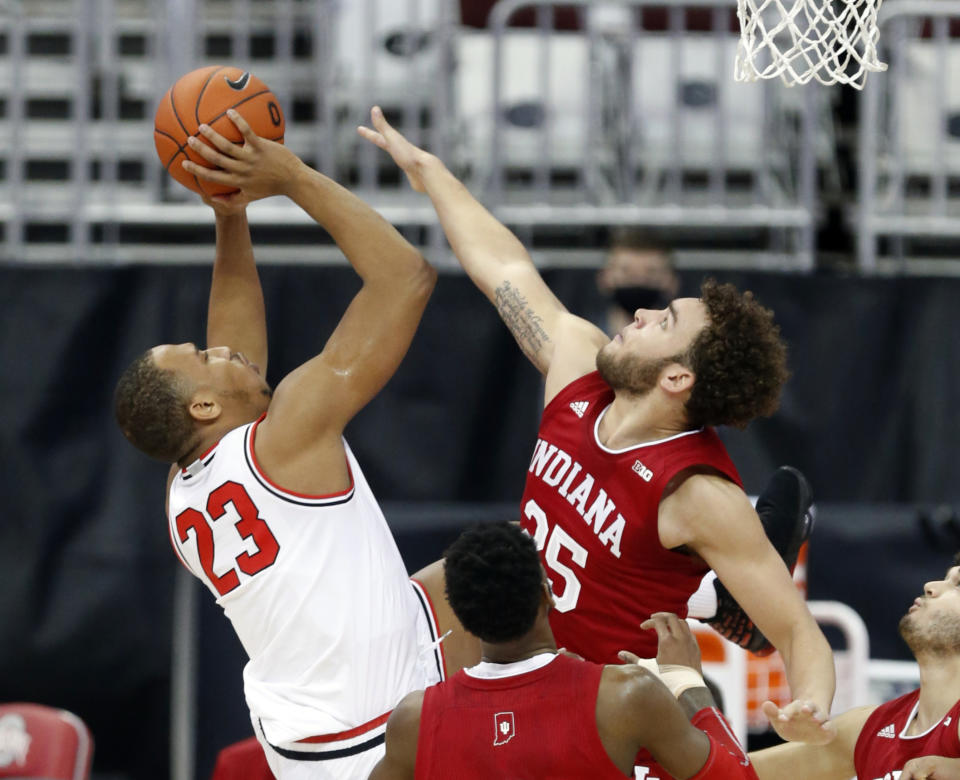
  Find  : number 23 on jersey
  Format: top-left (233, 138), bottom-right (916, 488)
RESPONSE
top-left (175, 481), bottom-right (280, 596)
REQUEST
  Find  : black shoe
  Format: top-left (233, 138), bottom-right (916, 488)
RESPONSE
top-left (703, 466), bottom-right (814, 656)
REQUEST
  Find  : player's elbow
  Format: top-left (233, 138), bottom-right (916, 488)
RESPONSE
top-left (405, 254), bottom-right (437, 302)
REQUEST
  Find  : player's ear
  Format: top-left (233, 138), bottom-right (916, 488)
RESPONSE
top-left (188, 390), bottom-right (222, 422)
top-left (659, 363), bottom-right (694, 396)
top-left (541, 579), bottom-right (556, 611)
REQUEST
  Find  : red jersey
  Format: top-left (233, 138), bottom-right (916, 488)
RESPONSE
top-left (854, 690), bottom-right (960, 779)
top-left (414, 653), bottom-right (759, 780)
top-left (415, 653), bottom-right (626, 779)
top-left (519, 371), bottom-right (742, 662)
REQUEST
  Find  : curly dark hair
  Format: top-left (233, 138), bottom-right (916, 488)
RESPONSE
top-left (684, 279), bottom-right (789, 430)
top-left (114, 350), bottom-right (197, 462)
top-left (444, 522), bottom-right (544, 644)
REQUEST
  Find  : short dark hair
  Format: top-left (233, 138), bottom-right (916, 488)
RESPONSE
top-left (684, 279), bottom-right (789, 430)
top-left (608, 227), bottom-right (672, 260)
top-left (444, 522), bottom-right (544, 644)
top-left (114, 350), bottom-right (197, 462)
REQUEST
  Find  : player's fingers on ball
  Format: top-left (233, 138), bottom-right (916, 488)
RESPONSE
top-left (183, 159), bottom-right (230, 183)
top-left (187, 137), bottom-right (237, 169)
top-left (226, 109), bottom-right (257, 142)
top-left (196, 122), bottom-right (238, 155)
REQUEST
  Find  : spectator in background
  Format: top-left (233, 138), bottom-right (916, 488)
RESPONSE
top-left (596, 228), bottom-right (681, 335)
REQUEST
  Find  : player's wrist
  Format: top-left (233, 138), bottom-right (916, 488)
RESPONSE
top-left (678, 688), bottom-right (718, 719)
top-left (658, 664), bottom-right (705, 698)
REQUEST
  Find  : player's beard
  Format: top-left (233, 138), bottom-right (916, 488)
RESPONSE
top-left (595, 347), bottom-right (684, 396)
top-left (898, 608), bottom-right (960, 657)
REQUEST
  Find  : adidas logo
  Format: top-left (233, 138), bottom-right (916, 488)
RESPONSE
top-left (876, 724), bottom-right (896, 738)
top-left (570, 401), bottom-right (589, 418)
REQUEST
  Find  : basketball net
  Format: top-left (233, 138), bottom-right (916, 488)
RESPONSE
top-left (734, 0), bottom-right (887, 89)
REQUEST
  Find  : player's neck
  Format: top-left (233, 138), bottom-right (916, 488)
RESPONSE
top-left (600, 392), bottom-right (690, 449)
top-left (176, 418), bottom-right (244, 468)
top-left (480, 625), bottom-right (557, 665)
top-left (914, 654), bottom-right (960, 730)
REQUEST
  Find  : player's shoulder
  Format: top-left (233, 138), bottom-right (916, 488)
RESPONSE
top-left (597, 663), bottom-right (681, 744)
top-left (601, 663), bottom-right (671, 710)
top-left (662, 466), bottom-right (747, 513)
top-left (387, 689), bottom-right (426, 741)
top-left (833, 704), bottom-right (879, 758)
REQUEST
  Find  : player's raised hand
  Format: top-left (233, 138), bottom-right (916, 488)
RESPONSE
top-left (641, 612), bottom-right (703, 672)
top-left (200, 190), bottom-right (250, 216)
top-left (901, 756), bottom-right (960, 780)
top-left (761, 698), bottom-right (837, 745)
top-left (357, 106), bottom-right (431, 193)
top-left (182, 110), bottom-right (303, 201)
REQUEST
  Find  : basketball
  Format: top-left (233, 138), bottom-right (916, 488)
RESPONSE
top-left (154, 65), bottom-right (285, 196)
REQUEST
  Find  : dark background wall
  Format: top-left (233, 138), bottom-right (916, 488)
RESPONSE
top-left (1, 265), bottom-right (958, 777)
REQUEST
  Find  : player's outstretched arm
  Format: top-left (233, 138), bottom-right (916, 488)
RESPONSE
top-left (358, 106), bottom-right (606, 395)
top-left (659, 473), bottom-right (837, 744)
top-left (369, 691), bottom-right (423, 780)
top-left (204, 206), bottom-right (267, 376)
top-left (901, 756), bottom-right (960, 780)
top-left (749, 705), bottom-right (873, 780)
top-left (187, 111), bottom-right (436, 448)
top-left (184, 110), bottom-right (327, 374)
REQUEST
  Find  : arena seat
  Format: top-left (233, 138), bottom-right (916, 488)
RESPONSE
top-left (209, 736), bottom-right (272, 780)
top-left (0, 703), bottom-right (93, 780)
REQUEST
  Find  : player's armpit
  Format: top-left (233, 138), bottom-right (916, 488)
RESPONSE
top-left (749, 705), bottom-right (873, 780)
top-left (542, 313), bottom-right (611, 405)
top-left (369, 691), bottom-right (424, 780)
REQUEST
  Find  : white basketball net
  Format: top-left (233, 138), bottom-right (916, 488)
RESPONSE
top-left (734, 0), bottom-right (887, 89)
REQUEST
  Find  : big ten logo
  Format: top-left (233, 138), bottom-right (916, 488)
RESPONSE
top-left (493, 712), bottom-right (515, 746)
top-left (632, 460), bottom-right (653, 482)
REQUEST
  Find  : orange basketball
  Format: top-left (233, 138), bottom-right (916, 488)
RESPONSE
top-left (154, 65), bottom-right (285, 196)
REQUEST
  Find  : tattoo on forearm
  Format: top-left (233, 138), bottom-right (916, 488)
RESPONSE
top-left (494, 281), bottom-right (551, 362)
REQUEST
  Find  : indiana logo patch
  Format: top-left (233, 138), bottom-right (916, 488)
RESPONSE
top-left (493, 712), bottom-right (515, 745)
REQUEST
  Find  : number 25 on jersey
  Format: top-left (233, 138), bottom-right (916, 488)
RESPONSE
top-left (525, 499), bottom-right (587, 613)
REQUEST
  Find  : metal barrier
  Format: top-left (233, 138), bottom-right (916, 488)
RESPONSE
top-left (0, 0), bottom-right (821, 267)
top-left (470, 0), bottom-right (819, 268)
top-left (0, 0), bottom-right (455, 263)
top-left (857, 0), bottom-right (960, 271)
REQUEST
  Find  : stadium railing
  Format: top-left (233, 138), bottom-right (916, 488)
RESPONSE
top-left (1, 0), bottom-right (822, 268)
top-left (857, 0), bottom-right (960, 271)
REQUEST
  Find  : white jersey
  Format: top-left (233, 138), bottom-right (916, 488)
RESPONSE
top-left (167, 415), bottom-right (428, 747)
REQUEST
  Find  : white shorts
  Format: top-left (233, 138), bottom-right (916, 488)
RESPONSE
top-left (252, 580), bottom-right (445, 779)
